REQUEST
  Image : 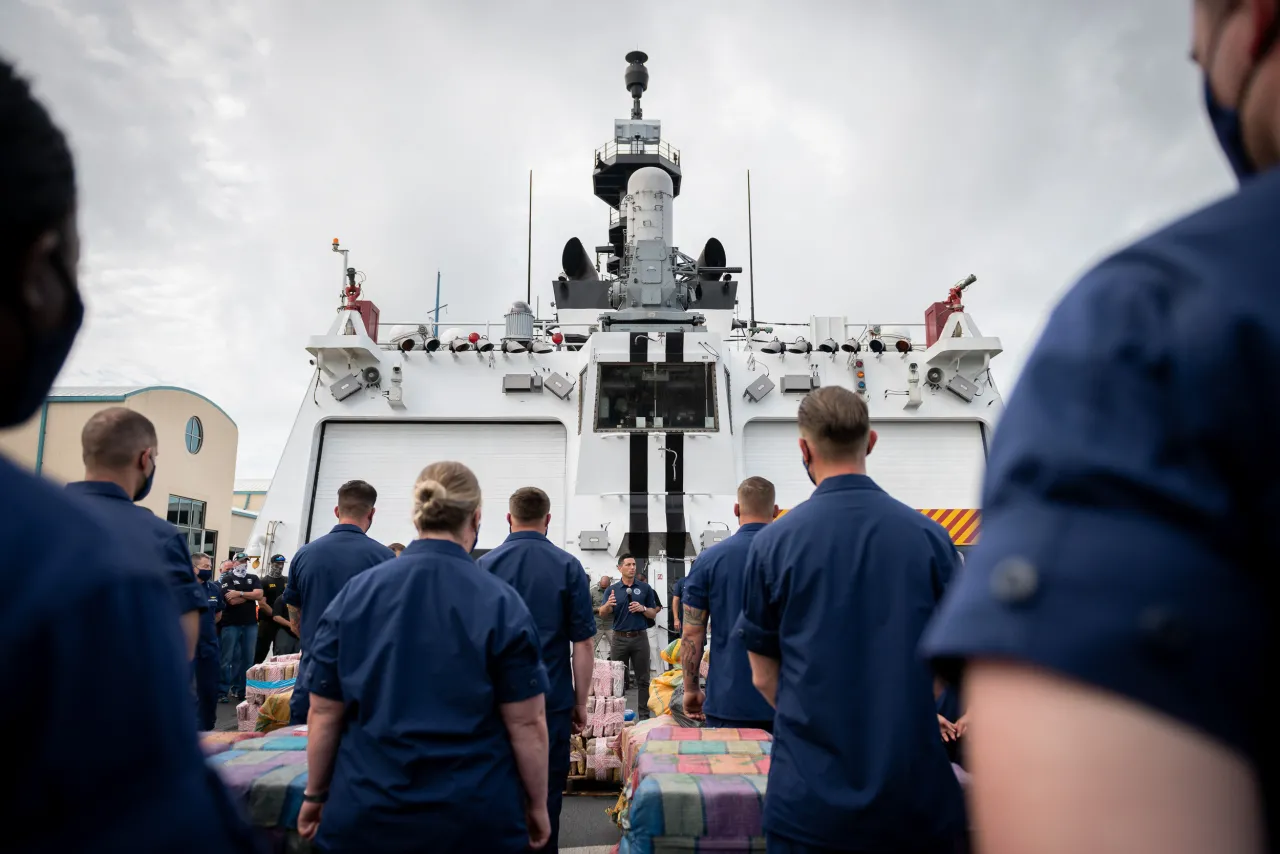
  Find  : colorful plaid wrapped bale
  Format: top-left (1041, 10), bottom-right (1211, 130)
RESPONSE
top-left (619, 773), bottom-right (768, 854)
top-left (199, 731), bottom-right (265, 755)
top-left (207, 748), bottom-right (309, 834)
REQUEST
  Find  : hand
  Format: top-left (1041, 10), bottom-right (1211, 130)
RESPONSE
top-left (953, 714), bottom-right (969, 738)
top-left (684, 686), bottom-right (705, 720)
top-left (937, 714), bottom-right (958, 743)
top-left (674, 619), bottom-right (682, 632)
top-left (605, 591), bottom-right (616, 608)
top-left (525, 803), bottom-right (551, 849)
top-left (628, 601), bottom-right (644, 614)
top-left (297, 801), bottom-right (323, 840)
top-left (572, 703), bottom-right (588, 734)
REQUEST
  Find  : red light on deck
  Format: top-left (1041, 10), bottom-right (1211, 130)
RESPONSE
top-left (551, 332), bottom-right (564, 345)
top-left (468, 332), bottom-right (480, 344)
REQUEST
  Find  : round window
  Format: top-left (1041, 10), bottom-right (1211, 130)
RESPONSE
top-left (185, 416), bottom-right (204, 454)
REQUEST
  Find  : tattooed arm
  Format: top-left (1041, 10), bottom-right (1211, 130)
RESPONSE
top-left (681, 604), bottom-right (708, 719)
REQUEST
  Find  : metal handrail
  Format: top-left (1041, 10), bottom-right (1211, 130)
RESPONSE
top-left (594, 138), bottom-right (680, 166)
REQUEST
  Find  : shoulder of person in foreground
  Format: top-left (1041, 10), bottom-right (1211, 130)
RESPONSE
top-left (922, 242), bottom-right (1269, 760)
top-left (1, 464), bottom-right (260, 850)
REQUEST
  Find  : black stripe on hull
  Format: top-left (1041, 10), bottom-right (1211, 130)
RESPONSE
top-left (664, 332), bottom-right (686, 643)
top-left (629, 333), bottom-right (650, 570)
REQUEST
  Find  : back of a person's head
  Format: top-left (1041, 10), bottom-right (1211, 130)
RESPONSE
top-left (737, 475), bottom-right (777, 518)
top-left (508, 486), bottom-right (550, 524)
top-left (1, 57), bottom-right (75, 269)
top-left (337, 479), bottom-right (378, 519)
top-left (413, 462), bottom-right (481, 533)
top-left (797, 386), bottom-right (870, 461)
top-left (81, 407), bottom-right (157, 469)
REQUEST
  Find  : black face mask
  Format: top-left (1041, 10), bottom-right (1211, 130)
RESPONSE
top-left (3, 252), bottom-right (83, 428)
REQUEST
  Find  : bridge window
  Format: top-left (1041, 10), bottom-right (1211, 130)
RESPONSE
top-left (594, 362), bottom-right (718, 432)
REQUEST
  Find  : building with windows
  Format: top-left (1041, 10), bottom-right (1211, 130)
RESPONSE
top-left (229, 478), bottom-right (271, 556)
top-left (0, 385), bottom-right (238, 559)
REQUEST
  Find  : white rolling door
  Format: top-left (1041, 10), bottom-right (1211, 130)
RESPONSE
top-left (742, 420), bottom-right (986, 511)
top-left (308, 421), bottom-right (567, 550)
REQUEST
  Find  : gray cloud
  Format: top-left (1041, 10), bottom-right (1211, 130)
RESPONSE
top-left (2, 0), bottom-right (1234, 477)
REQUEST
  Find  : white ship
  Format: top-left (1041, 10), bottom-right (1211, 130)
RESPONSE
top-left (249, 51), bottom-right (1004, 646)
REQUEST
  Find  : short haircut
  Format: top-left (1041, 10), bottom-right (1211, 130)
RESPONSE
top-left (191, 553), bottom-right (211, 567)
top-left (617, 552), bottom-right (634, 567)
top-left (796, 386), bottom-right (871, 461)
top-left (738, 476), bottom-right (776, 516)
top-left (508, 486), bottom-right (550, 523)
top-left (412, 461), bottom-right (482, 533)
top-left (337, 479), bottom-right (378, 518)
top-left (388, 542), bottom-right (406, 553)
top-left (81, 407), bottom-right (157, 469)
top-left (1, 58), bottom-right (76, 268)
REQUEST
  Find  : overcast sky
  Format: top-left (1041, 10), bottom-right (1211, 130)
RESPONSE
top-left (2, 0), bottom-right (1234, 479)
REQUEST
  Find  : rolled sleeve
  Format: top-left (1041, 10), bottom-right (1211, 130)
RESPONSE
top-left (567, 562), bottom-right (597, 643)
top-left (303, 598), bottom-right (344, 703)
top-left (492, 591), bottom-right (550, 704)
top-left (922, 260), bottom-right (1267, 756)
top-left (681, 562), bottom-right (709, 612)
top-left (735, 542), bottom-right (780, 659)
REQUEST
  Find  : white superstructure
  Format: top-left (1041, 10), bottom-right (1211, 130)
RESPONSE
top-left (248, 52), bottom-right (1004, 650)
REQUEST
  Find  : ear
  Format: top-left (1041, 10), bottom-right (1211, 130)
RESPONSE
top-left (506, 512), bottom-right (513, 528)
top-left (333, 506), bottom-right (340, 520)
top-left (866, 429), bottom-right (878, 456)
top-left (367, 507), bottom-right (376, 523)
top-left (544, 513), bottom-right (552, 529)
top-left (772, 504), bottom-right (780, 518)
top-left (733, 502), bottom-right (741, 518)
top-left (798, 436), bottom-right (811, 464)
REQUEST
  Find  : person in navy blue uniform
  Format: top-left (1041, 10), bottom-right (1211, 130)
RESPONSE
top-left (598, 553), bottom-right (661, 720)
top-left (479, 486), bottom-right (596, 854)
top-left (296, 462), bottom-right (552, 852)
top-left (218, 552), bottom-right (264, 702)
top-left (191, 552), bottom-right (225, 731)
top-left (736, 387), bottom-right (965, 854)
top-left (681, 476), bottom-right (778, 732)
top-left (64, 406), bottom-right (208, 661)
top-left (0, 56), bottom-right (260, 852)
top-left (282, 478), bottom-right (394, 725)
top-left (921, 4), bottom-right (1276, 850)
top-left (669, 573), bottom-right (686, 640)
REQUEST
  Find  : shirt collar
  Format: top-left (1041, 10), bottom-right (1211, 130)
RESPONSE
top-left (813, 473), bottom-right (882, 495)
top-left (66, 480), bottom-right (132, 502)
top-left (504, 531), bottom-right (548, 543)
top-left (402, 538), bottom-right (473, 561)
top-left (330, 523), bottom-right (366, 535)
top-left (736, 522), bottom-right (768, 534)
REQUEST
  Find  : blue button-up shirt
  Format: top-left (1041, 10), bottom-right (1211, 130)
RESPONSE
top-left (681, 522), bottom-right (773, 724)
top-left (478, 531), bottom-right (596, 713)
top-left (281, 523), bottom-right (395, 649)
top-left (605, 578), bottom-right (660, 633)
top-left (65, 480), bottom-right (207, 617)
top-left (735, 474), bottom-right (964, 851)
top-left (197, 578), bottom-right (225, 655)
top-left (303, 538), bottom-right (549, 852)
top-left (2, 457), bottom-right (260, 852)
top-left (922, 167), bottom-right (1280, 772)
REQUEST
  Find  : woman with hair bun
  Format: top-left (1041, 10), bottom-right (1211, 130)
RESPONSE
top-left (296, 461), bottom-right (552, 852)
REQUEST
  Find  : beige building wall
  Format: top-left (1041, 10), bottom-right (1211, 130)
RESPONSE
top-left (0, 386), bottom-right (238, 558)
top-left (228, 511), bottom-right (258, 555)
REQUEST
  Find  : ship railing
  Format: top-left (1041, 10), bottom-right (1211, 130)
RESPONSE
top-left (594, 138), bottom-right (680, 167)
top-left (373, 321), bottom-right (598, 347)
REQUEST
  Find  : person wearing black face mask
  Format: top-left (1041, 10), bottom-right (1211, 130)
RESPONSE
top-left (67, 406), bottom-right (207, 661)
top-left (191, 553), bottom-right (225, 731)
top-left (921, 2), bottom-right (1278, 851)
top-left (0, 57), bottom-right (260, 853)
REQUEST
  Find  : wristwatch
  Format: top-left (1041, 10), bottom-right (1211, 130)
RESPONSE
top-left (302, 789), bottom-right (329, 804)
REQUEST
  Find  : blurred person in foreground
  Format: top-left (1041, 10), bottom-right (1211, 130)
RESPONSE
top-left (921, 2), bottom-right (1277, 851)
top-left (296, 462), bottom-right (551, 852)
top-left (0, 55), bottom-right (259, 852)
top-left (736, 387), bottom-right (964, 854)
top-left (479, 486), bottom-right (596, 854)
top-left (192, 553), bottom-right (225, 731)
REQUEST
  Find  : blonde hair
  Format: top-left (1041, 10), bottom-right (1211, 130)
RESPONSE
top-left (412, 461), bottom-right (482, 533)
top-left (796, 386), bottom-right (871, 461)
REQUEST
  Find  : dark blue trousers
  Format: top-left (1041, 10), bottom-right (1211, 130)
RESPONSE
top-left (705, 714), bottom-right (774, 734)
top-left (542, 708), bottom-right (573, 854)
top-left (194, 650), bottom-right (220, 731)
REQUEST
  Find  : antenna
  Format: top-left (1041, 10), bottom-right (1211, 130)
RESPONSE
top-left (527, 170), bottom-right (533, 304)
top-left (433, 271), bottom-right (441, 337)
top-left (747, 170), bottom-right (756, 328)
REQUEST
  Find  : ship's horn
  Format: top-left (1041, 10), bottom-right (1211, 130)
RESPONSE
top-left (561, 237), bottom-right (600, 281)
top-left (696, 237), bottom-right (726, 281)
